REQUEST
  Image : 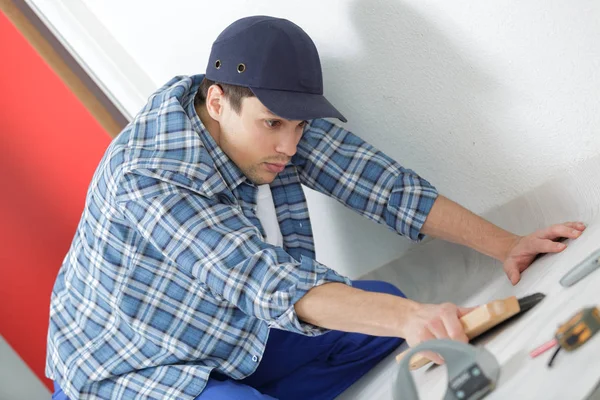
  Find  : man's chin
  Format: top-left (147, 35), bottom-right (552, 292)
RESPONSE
top-left (246, 173), bottom-right (276, 186)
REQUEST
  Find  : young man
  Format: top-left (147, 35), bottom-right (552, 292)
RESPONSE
top-left (46, 16), bottom-right (585, 400)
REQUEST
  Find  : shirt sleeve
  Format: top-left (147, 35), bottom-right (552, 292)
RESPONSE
top-left (115, 170), bottom-right (352, 336)
top-left (293, 119), bottom-right (439, 242)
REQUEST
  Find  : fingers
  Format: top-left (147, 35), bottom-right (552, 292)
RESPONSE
top-left (537, 222), bottom-right (585, 241)
top-left (408, 303), bottom-right (471, 365)
top-left (420, 304), bottom-right (469, 364)
top-left (415, 330), bottom-right (444, 364)
top-left (503, 260), bottom-right (521, 285)
top-left (424, 305), bottom-right (466, 341)
top-left (563, 221), bottom-right (586, 231)
top-left (535, 238), bottom-right (568, 254)
top-left (426, 318), bottom-right (448, 339)
top-left (439, 304), bottom-right (469, 343)
top-left (503, 222), bottom-right (586, 287)
top-left (508, 268), bottom-right (521, 285)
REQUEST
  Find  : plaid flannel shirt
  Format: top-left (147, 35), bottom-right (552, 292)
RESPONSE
top-left (45, 75), bottom-right (439, 399)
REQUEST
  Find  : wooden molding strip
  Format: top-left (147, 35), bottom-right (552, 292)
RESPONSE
top-left (0, 0), bottom-right (128, 137)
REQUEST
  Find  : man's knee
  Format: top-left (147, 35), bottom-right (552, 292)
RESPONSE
top-left (351, 280), bottom-right (405, 298)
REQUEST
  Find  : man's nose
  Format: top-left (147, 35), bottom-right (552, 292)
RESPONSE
top-left (275, 132), bottom-right (299, 157)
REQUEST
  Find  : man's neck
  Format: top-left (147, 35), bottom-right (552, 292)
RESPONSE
top-left (195, 103), bottom-right (221, 145)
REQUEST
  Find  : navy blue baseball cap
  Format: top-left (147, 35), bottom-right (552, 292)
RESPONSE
top-left (205, 16), bottom-right (347, 123)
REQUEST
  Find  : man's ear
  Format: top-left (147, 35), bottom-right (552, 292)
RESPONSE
top-left (205, 84), bottom-right (226, 121)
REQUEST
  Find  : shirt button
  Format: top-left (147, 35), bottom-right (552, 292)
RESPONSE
top-left (299, 222), bottom-right (303, 227)
top-left (252, 355), bottom-right (259, 362)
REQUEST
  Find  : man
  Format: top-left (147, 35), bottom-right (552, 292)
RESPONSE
top-left (46, 15), bottom-right (585, 400)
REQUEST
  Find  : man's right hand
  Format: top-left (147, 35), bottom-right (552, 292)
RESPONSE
top-left (295, 282), bottom-right (474, 364)
top-left (400, 302), bottom-right (475, 364)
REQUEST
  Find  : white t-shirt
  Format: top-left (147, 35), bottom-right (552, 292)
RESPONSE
top-left (256, 184), bottom-right (284, 247)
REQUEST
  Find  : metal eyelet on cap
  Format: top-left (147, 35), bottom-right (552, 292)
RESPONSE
top-left (215, 60), bottom-right (221, 69)
top-left (237, 63), bottom-right (246, 73)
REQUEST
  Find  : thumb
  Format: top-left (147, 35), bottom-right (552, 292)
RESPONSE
top-left (508, 268), bottom-right (520, 285)
top-left (503, 259), bottom-right (521, 285)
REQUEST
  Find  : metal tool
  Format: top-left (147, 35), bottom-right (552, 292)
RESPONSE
top-left (560, 248), bottom-right (600, 287)
top-left (396, 293), bottom-right (545, 369)
top-left (394, 339), bottom-right (500, 400)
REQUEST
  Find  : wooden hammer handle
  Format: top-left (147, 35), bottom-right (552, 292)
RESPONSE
top-left (395, 296), bottom-right (520, 370)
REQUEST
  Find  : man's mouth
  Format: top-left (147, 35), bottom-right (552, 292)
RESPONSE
top-left (264, 162), bottom-right (286, 173)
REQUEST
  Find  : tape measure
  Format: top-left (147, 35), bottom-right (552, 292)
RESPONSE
top-left (530, 306), bottom-right (600, 366)
top-left (555, 306), bottom-right (600, 351)
top-left (394, 339), bottom-right (500, 400)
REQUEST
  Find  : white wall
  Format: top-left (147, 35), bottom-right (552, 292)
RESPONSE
top-left (28, 0), bottom-right (600, 278)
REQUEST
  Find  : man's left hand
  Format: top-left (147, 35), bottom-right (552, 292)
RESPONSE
top-left (503, 221), bottom-right (586, 285)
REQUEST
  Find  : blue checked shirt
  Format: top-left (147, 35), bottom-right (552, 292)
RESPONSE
top-left (46, 75), bottom-right (439, 399)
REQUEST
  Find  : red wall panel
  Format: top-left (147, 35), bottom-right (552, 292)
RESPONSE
top-left (0, 11), bottom-right (111, 390)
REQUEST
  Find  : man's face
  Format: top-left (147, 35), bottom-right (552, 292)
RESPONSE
top-left (213, 96), bottom-right (307, 185)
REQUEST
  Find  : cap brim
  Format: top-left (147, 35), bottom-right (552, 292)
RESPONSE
top-left (250, 88), bottom-right (347, 123)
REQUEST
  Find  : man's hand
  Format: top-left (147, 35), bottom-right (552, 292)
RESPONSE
top-left (422, 196), bottom-right (588, 286)
top-left (401, 302), bottom-right (475, 364)
top-left (503, 221), bottom-right (586, 285)
top-left (295, 283), bottom-right (473, 363)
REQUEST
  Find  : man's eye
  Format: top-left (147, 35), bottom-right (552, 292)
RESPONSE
top-left (298, 120), bottom-right (308, 128)
top-left (265, 120), bottom-right (281, 128)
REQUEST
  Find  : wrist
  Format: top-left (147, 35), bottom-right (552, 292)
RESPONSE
top-left (499, 234), bottom-right (522, 262)
top-left (394, 297), bottom-right (420, 338)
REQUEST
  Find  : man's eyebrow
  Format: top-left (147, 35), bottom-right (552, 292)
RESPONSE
top-left (261, 109), bottom-right (280, 118)
top-left (260, 111), bottom-right (307, 123)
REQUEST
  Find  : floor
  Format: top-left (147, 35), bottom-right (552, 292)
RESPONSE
top-left (0, 334), bottom-right (50, 400)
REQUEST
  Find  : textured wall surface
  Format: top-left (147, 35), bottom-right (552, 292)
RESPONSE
top-left (28, 0), bottom-right (600, 279)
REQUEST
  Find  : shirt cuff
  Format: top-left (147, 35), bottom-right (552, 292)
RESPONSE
top-left (268, 256), bottom-right (352, 336)
top-left (388, 173), bottom-right (439, 242)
